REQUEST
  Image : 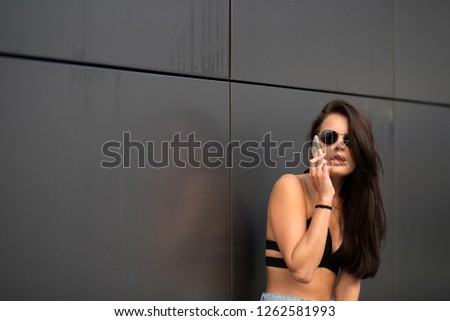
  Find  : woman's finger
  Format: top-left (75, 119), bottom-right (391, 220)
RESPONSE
top-left (321, 159), bottom-right (329, 175)
top-left (310, 153), bottom-right (325, 165)
top-left (310, 154), bottom-right (326, 183)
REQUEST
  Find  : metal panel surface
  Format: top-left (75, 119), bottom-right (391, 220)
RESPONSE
top-left (0, 1), bottom-right (84, 58)
top-left (231, 0), bottom-right (394, 97)
top-left (84, 0), bottom-right (229, 78)
top-left (231, 83), bottom-right (395, 300)
top-left (395, 1), bottom-right (450, 105)
top-left (0, 0), bottom-right (229, 78)
top-left (0, 57), bottom-right (230, 300)
top-left (395, 103), bottom-right (450, 300)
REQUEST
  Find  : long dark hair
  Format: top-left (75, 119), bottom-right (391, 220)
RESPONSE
top-left (309, 99), bottom-right (387, 279)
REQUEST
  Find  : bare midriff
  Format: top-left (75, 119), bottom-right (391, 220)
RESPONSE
top-left (265, 266), bottom-right (337, 301)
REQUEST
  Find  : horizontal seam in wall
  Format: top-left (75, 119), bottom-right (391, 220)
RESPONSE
top-left (1, 51), bottom-right (449, 109)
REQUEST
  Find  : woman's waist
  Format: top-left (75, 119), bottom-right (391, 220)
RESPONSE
top-left (266, 267), bottom-right (336, 301)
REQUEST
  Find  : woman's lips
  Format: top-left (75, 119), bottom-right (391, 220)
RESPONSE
top-left (329, 154), bottom-right (347, 165)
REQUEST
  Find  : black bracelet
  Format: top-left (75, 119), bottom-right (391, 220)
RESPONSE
top-left (315, 204), bottom-right (332, 210)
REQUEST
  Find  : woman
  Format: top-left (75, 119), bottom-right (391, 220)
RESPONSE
top-left (262, 99), bottom-right (387, 301)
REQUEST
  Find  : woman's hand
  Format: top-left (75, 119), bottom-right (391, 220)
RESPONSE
top-left (309, 152), bottom-right (335, 204)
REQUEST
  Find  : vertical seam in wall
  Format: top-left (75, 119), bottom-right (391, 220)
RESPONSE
top-left (392, 0), bottom-right (398, 300)
top-left (228, 81), bottom-right (233, 301)
top-left (228, 0), bottom-right (233, 301)
top-left (228, 0), bottom-right (233, 79)
top-left (392, 0), bottom-right (396, 100)
top-left (393, 104), bottom-right (398, 301)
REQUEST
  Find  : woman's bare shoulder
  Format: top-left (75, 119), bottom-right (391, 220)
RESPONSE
top-left (266, 174), bottom-right (310, 240)
top-left (270, 173), bottom-right (314, 214)
top-left (269, 173), bottom-right (310, 204)
top-left (274, 173), bottom-right (308, 185)
top-left (272, 173), bottom-right (310, 190)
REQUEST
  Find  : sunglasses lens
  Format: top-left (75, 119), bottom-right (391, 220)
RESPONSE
top-left (319, 130), bottom-right (337, 145)
top-left (344, 134), bottom-right (350, 145)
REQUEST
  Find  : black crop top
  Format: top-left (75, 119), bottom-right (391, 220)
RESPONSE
top-left (265, 218), bottom-right (342, 275)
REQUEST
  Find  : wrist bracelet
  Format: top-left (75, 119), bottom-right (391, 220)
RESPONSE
top-left (315, 204), bottom-right (332, 211)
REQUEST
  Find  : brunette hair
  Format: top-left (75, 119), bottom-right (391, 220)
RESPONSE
top-left (309, 99), bottom-right (387, 279)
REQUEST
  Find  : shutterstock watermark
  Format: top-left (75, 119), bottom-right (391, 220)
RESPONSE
top-left (100, 131), bottom-right (313, 169)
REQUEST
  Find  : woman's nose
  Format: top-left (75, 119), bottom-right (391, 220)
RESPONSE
top-left (333, 137), bottom-right (347, 151)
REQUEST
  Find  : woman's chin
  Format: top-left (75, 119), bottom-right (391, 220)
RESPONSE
top-left (329, 165), bottom-right (355, 177)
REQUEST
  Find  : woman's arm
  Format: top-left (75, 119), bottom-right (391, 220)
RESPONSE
top-left (334, 270), bottom-right (361, 300)
top-left (268, 172), bottom-right (333, 283)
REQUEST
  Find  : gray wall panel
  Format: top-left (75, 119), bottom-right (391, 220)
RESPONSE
top-left (0, 57), bottom-right (230, 300)
top-left (231, 0), bottom-right (394, 97)
top-left (395, 103), bottom-right (450, 300)
top-left (0, 1), bottom-right (85, 58)
top-left (395, 1), bottom-right (450, 105)
top-left (85, 0), bottom-right (229, 77)
top-left (231, 83), bottom-right (395, 300)
top-left (0, 0), bottom-right (229, 78)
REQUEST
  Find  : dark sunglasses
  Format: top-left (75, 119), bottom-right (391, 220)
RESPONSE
top-left (318, 130), bottom-right (350, 145)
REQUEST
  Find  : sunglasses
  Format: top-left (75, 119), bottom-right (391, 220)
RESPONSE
top-left (318, 129), bottom-right (350, 145)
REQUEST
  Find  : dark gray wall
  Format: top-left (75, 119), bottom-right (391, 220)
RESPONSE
top-left (1, 0), bottom-right (449, 300)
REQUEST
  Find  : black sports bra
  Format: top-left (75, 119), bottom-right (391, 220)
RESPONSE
top-left (265, 218), bottom-right (342, 275)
